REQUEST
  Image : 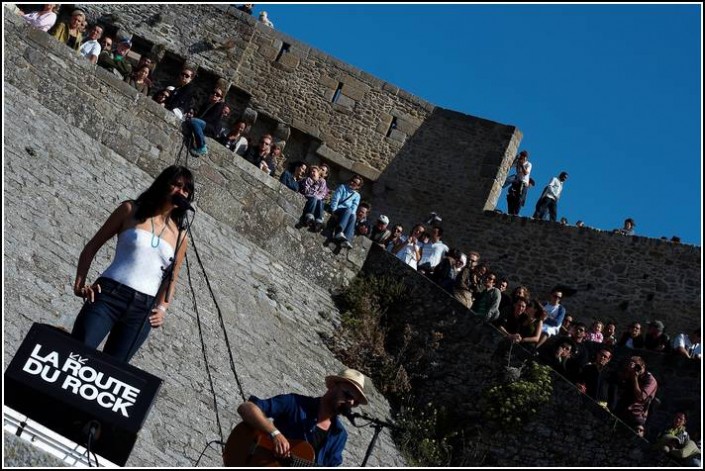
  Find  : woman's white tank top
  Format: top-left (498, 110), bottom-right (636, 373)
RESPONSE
top-left (101, 227), bottom-right (176, 296)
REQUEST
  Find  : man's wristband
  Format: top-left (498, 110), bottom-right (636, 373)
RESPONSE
top-left (156, 305), bottom-right (167, 313)
top-left (269, 429), bottom-right (281, 440)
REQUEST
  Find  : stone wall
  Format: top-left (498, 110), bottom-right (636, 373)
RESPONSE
top-left (68, 3), bottom-right (700, 336)
top-left (361, 246), bottom-right (694, 466)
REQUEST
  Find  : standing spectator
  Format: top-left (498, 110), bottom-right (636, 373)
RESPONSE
top-left (79, 24), bottom-right (103, 64)
top-left (603, 320), bottom-right (618, 346)
top-left (417, 226), bottom-right (449, 276)
top-left (279, 161), bottom-right (307, 193)
top-left (506, 150), bottom-right (532, 216)
top-left (617, 322), bottom-right (645, 349)
top-left (236, 4), bottom-right (254, 15)
top-left (576, 347), bottom-right (613, 407)
top-left (220, 120), bottom-right (249, 157)
top-left (354, 202), bottom-right (372, 237)
top-left (368, 215), bottom-right (391, 246)
top-left (385, 224), bottom-right (403, 253)
top-left (608, 356), bottom-right (658, 430)
top-left (258, 11), bottom-right (274, 28)
top-left (470, 272), bottom-right (501, 321)
top-left (50, 8), bottom-right (85, 51)
top-left (615, 218), bottom-right (636, 236)
top-left (330, 175), bottom-right (363, 248)
top-left (534, 171), bottom-right (568, 222)
top-left (393, 224), bottom-right (424, 269)
top-left (644, 320), bottom-right (670, 353)
top-left (671, 328), bottom-right (701, 359)
top-left (164, 66), bottom-right (196, 119)
top-left (21, 4), bottom-right (58, 32)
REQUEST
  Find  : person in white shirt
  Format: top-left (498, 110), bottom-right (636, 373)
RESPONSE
top-left (672, 328), bottom-right (701, 360)
top-left (534, 171), bottom-right (568, 222)
top-left (258, 11), bottom-right (274, 28)
top-left (506, 150), bottom-right (532, 216)
top-left (417, 226), bottom-right (449, 275)
top-left (79, 24), bottom-right (104, 64)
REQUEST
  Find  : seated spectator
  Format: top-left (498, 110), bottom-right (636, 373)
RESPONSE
top-left (368, 215), bottom-right (391, 246)
top-left (539, 289), bottom-right (567, 340)
top-left (497, 277), bottom-right (512, 312)
top-left (258, 11), bottom-right (274, 28)
top-left (617, 322), bottom-right (645, 349)
top-left (453, 262), bottom-right (489, 309)
top-left (493, 295), bottom-right (528, 343)
top-left (185, 87), bottom-right (226, 156)
top-left (207, 104), bottom-right (232, 142)
top-left (585, 319), bottom-right (604, 343)
top-left (607, 356), bottom-right (658, 430)
top-left (164, 66), bottom-right (196, 119)
top-left (79, 24), bottom-right (103, 64)
top-left (152, 88), bottom-right (171, 107)
top-left (298, 165), bottom-right (327, 231)
top-left (220, 120), bottom-right (249, 157)
top-left (354, 202), bottom-right (371, 237)
top-left (50, 8), bottom-right (85, 50)
top-left (330, 175), bottom-right (364, 248)
top-left (135, 54), bottom-right (156, 86)
top-left (615, 218), bottom-right (636, 236)
top-left (125, 64), bottom-right (151, 95)
top-left (644, 320), bottom-right (670, 353)
top-left (671, 328), bottom-right (701, 359)
top-left (564, 322), bottom-right (590, 381)
top-left (21, 4), bottom-right (58, 32)
top-left (417, 226), bottom-right (449, 276)
top-left (385, 224), bottom-right (403, 252)
top-left (518, 299), bottom-right (547, 347)
top-left (98, 38), bottom-right (133, 80)
top-left (246, 134), bottom-right (276, 176)
top-left (470, 272), bottom-right (501, 321)
top-left (279, 161), bottom-right (307, 192)
top-left (576, 347), bottom-right (613, 407)
top-left (97, 35), bottom-right (113, 63)
top-left (393, 224), bottom-right (424, 269)
top-left (603, 320), bottom-right (617, 346)
top-left (270, 142), bottom-right (286, 171)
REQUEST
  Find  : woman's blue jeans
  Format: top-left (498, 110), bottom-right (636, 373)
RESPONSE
top-left (302, 197), bottom-right (325, 222)
top-left (189, 118), bottom-right (207, 148)
top-left (71, 277), bottom-right (155, 363)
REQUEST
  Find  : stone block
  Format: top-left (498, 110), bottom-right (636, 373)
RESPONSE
top-left (335, 94), bottom-right (356, 109)
top-left (258, 44), bottom-right (278, 61)
top-left (340, 84), bottom-right (368, 101)
top-left (273, 123), bottom-right (291, 141)
top-left (351, 162), bottom-right (381, 181)
top-left (318, 74), bottom-right (339, 90)
top-left (316, 144), bottom-right (353, 169)
top-left (386, 129), bottom-right (407, 144)
top-left (394, 117), bottom-right (422, 135)
top-left (382, 82), bottom-right (399, 95)
top-left (277, 52), bottom-right (300, 70)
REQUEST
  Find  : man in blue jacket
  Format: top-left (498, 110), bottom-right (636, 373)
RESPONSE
top-left (330, 175), bottom-right (363, 248)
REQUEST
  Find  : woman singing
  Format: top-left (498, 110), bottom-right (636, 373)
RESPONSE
top-left (71, 166), bottom-right (194, 362)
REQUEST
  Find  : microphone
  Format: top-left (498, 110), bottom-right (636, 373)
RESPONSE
top-left (172, 194), bottom-right (195, 211)
top-left (340, 406), bottom-right (357, 426)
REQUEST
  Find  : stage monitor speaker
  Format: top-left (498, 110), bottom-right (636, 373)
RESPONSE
top-left (4, 323), bottom-right (162, 466)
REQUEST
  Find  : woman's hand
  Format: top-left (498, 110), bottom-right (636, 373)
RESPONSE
top-left (149, 305), bottom-right (167, 327)
top-left (74, 282), bottom-right (101, 303)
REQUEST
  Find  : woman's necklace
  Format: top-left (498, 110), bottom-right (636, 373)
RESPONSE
top-left (150, 216), bottom-right (168, 248)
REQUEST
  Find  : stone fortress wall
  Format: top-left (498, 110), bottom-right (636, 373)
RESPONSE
top-left (76, 3), bottom-right (701, 336)
top-left (3, 4), bottom-right (700, 467)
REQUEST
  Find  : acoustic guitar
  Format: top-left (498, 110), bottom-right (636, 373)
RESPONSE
top-left (222, 422), bottom-right (316, 467)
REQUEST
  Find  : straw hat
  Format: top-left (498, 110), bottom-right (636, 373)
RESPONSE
top-left (325, 368), bottom-right (368, 405)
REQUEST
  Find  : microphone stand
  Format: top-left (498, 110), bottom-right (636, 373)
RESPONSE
top-left (347, 412), bottom-right (397, 467)
top-left (122, 211), bottom-right (192, 362)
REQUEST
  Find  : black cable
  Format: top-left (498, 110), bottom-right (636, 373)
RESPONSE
top-left (185, 250), bottom-right (224, 445)
top-left (186, 223), bottom-right (248, 403)
top-left (85, 429), bottom-right (93, 467)
top-left (193, 439), bottom-right (226, 467)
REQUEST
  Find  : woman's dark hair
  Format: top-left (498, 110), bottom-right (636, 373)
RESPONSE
top-left (287, 160), bottom-right (306, 173)
top-left (134, 166), bottom-right (195, 223)
top-left (528, 299), bottom-right (546, 319)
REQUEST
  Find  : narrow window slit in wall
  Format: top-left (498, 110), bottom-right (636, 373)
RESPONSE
top-left (332, 82), bottom-right (343, 103)
top-left (275, 42), bottom-right (291, 62)
top-left (386, 117), bottom-right (398, 137)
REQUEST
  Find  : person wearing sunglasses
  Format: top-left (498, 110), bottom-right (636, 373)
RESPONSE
top-left (236, 368), bottom-right (368, 466)
top-left (164, 66), bottom-right (197, 119)
top-left (185, 87), bottom-right (226, 156)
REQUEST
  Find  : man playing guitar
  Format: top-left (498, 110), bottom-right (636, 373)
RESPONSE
top-left (234, 368), bottom-right (368, 467)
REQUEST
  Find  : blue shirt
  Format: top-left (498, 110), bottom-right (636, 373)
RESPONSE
top-left (330, 184), bottom-right (360, 213)
top-left (249, 393), bottom-right (348, 467)
top-left (279, 170), bottom-right (300, 192)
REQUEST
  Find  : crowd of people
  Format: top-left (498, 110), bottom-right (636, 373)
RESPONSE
top-left (16, 5), bottom-right (700, 466)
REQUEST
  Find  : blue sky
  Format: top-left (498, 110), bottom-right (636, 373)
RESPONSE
top-left (257, 3), bottom-right (702, 246)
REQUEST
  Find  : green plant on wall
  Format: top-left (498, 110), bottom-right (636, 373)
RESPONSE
top-left (393, 401), bottom-right (453, 467)
top-left (479, 361), bottom-right (553, 427)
